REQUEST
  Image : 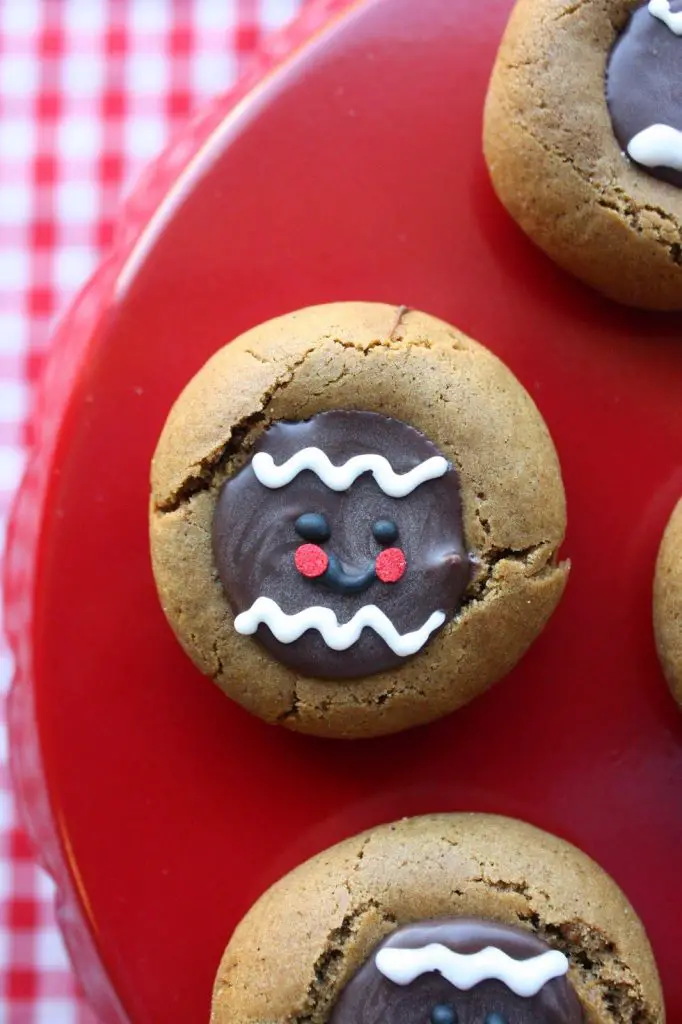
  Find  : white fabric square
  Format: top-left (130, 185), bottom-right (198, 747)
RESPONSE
top-left (36, 923), bottom-right (74, 970)
top-left (55, 180), bottom-right (100, 225)
top-left (0, 312), bottom-right (29, 354)
top-left (0, 0), bottom-right (42, 36)
top-left (62, 0), bottom-right (108, 36)
top-left (123, 117), bottom-right (167, 163)
top-left (36, 1001), bottom-right (84, 1024)
top-left (0, 118), bottom-right (36, 163)
top-left (53, 246), bottom-right (97, 293)
top-left (0, 721), bottom-right (8, 771)
top-left (128, 1), bottom-right (171, 36)
top-left (35, 866), bottom-right (57, 900)
top-left (61, 54), bottom-right (107, 96)
top-left (0, 249), bottom-right (30, 291)
top-left (126, 50), bottom-right (171, 95)
top-left (0, 445), bottom-right (25, 492)
top-left (262, 0), bottom-right (299, 29)
top-left (195, 0), bottom-right (240, 33)
top-left (0, 925), bottom-right (9, 981)
top-left (0, 789), bottom-right (11, 834)
top-left (56, 116), bottom-right (103, 161)
top-left (0, 380), bottom-right (29, 422)
top-left (0, 53), bottom-right (41, 99)
top-left (0, 183), bottom-right (33, 226)
top-left (190, 51), bottom-right (238, 96)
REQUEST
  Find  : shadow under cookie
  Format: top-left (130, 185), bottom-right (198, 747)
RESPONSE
top-left (654, 497), bottom-right (682, 706)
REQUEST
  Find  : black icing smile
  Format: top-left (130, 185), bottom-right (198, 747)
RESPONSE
top-left (317, 552), bottom-right (376, 595)
top-left (295, 511), bottom-right (396, 595)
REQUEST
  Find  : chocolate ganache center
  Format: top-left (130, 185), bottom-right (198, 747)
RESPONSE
top-left (212, 411), bottom-right (471, 679)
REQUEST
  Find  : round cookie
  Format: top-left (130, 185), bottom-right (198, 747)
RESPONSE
top-left (483, 0), bottom-right (682, 310)
top-left (653, 498), bottom-right (682, 706)
top-left (150, 302), bottom-right (568, 738)
top-left (210, 813), bottom-right (664, 1023)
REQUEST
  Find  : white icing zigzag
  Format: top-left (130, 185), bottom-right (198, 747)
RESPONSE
top-left (234, 597), bottom-right (445, 655)
top-left (252, 448), bottom-right (449, 497)
top-left (375, 943), bottom-right (569, 998)
top-left (648, 0), bottom-right (682, 34)
top-left (628, 124), bottom-right (682, 172)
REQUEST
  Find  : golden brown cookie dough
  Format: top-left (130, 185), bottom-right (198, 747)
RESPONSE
top-left (150, 302), bottom-right (568, 739)
top-left (484, 0), bottom-right (682, 310)
top-left (654, 498), bottom-right (682, 706)
top-left (210, 814), bottom-right (664, 1024)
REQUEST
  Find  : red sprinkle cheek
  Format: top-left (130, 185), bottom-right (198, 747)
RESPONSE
top-left (294, 543), bottom-right (329, 579)
top-left (376, 547), bottom-right (407, 584)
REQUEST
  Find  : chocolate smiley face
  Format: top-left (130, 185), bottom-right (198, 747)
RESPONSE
top-left (329, 919), bottom-right (584, 1024)
top-left (607, 0), bottom-right (682, 188)
top-left (212, 411), bottom-right (471, 679)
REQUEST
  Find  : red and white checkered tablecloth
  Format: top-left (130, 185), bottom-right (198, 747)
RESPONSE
top-left (0, 2), bottom-right (320, 1020)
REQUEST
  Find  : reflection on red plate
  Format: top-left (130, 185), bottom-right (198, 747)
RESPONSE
top-left (4, 0), bottom-right (682, 1020)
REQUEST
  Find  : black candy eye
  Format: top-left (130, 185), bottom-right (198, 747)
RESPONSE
top-left (430, 1006), bottom-right (457, 1024)
top-left (295, 512), bottom-right (331, 542)
top-left (484, 1014), bottom-right (507, 1024)
top-left (373, 519), bottom-right (398, 545)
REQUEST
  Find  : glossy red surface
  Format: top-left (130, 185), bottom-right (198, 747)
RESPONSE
top-left (5, 0), bottom-right (682, 1020)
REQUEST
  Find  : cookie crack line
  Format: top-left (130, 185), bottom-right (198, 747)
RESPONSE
top-left (211, 637), bottom-right (224, 677)
top-left (553, 0), bottom-right (592, 22)
top-left (154, 316), bottom-right (447, 516)
top-left (460, 539), bottom-right (565, 609)
top-left (291, 900), bottom-right (397, 1024)
top-left (480, 539), bottom-right (560, 578)
top-left (596, 188), bottom-right (682, 263)
top-left (243, 347), bottom-right (269, 365)
top-left (515, 909), bottom-right (651, 1022)
top-left (273, 682), bottom-right (297, 719)
top-left (515, 115), bottom-right (682, 264)
top-left (153, 345), bottom-right (319, 514)
top-left (329, 333), bottom-right (435, 356)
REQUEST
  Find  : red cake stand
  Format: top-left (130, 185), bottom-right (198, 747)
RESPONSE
top-left (5, 0), bottom-right (682, 1020)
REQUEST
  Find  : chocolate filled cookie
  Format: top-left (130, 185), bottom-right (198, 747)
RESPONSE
top-left (654, 498), bottom-right (682, 706)
top-left (484, 0), bottom-right (682, 309)
top-left (150, 303), bottom-right (568, 738)
top-left (210, 814), bottom-right (664, 1023)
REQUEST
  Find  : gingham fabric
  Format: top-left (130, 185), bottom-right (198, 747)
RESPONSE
top-left (0, 2), bottom-right (321, 1019)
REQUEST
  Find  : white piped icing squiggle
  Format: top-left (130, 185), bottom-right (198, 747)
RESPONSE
top-left (234, 597), bottom-right (445, 655)
top-left (251, 448), bottom-right (449, 497)
top-left (648, 0), bottom-right (682, 34)
top-left (628, 124), bottom-right (682, 172)
top-left (375, 943), bottom-right (569, 998)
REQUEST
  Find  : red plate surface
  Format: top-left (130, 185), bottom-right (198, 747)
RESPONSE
top-left (5, 0), bottom-right (682, 1020)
